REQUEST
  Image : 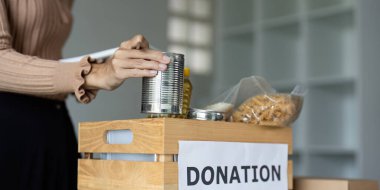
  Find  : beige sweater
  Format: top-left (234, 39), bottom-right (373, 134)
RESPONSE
top-left (0, 0), bottom-right (96, 103)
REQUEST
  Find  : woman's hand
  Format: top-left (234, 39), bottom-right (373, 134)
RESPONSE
top-left (84, 34), bottom-right (170, 90)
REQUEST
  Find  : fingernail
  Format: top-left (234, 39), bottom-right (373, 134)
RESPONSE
top-left (159, 64), bottom-right (167, 71)
top-left (162, 55), bottom-right (171, 63)
top-left (150, 70), bottom-right (158, 75)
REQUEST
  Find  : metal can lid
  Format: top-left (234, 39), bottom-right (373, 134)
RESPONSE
top-left (164, 52), bottom-right (184, 62)
top-left (188, 108), bottom-right (226, 121)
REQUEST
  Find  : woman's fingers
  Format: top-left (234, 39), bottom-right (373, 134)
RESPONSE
top-left (114, 49), bottom-right (170, 64)
top-left (135, 40), bottom-right (149, 49)
top-left (120, 34), bottom-right (149, 50)
top-left (115, 69), bottom-right (158, 79)
top-left (116, 35), bottom-right (170, 66)
top-left (112, 58), bottom-right (167, 71)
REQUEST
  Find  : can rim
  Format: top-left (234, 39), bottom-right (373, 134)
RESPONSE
top-left (163, 52), bottom-right (184, 61)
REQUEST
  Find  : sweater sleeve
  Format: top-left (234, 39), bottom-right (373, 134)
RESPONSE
top-left (0, 0), bottom-right (96, 104)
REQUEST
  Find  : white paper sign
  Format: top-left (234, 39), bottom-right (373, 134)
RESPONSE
top-left (178, 141), bottom-right (288, 190)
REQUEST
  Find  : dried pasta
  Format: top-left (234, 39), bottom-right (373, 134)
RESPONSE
top-left (232, 94), bottom-right (303, 126)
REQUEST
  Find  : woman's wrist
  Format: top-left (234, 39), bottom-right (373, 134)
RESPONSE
top-left (83, 63), bottom-right (102, 90)
top-left (84, 63), bottom-right (113, 90)
top-left (84, 62), bottom-right (122, 91)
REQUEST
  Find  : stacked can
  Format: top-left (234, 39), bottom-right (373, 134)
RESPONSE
top-left (141, 52), bottom-right (184, 116)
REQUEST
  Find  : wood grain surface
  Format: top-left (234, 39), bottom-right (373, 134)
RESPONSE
top-left (78, 118), bottom-right (292, 154)
top-left (78, 160), bottom-right (293, 190)
top-left (78, 159), bottom-right (177, 190)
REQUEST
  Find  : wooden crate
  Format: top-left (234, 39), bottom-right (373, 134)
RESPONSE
top-left (78, 118), bottom-right (293, 190)
top-left (294, 177), bottom-right (379, 190)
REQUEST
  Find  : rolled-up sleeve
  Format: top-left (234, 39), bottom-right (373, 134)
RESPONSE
top-left (0, 0), bottom-right (96, 103)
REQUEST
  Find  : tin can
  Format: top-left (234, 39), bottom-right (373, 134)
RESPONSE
top-left (141, 52), bottom-right (184, 114)
top-left (188, 108), bottom-right (227, 121)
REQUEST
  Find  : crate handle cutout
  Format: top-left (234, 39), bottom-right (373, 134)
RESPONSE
top-left (79, 119), bottom-right (164, 154)
top-left (106, 130), bottom-right (133, 145)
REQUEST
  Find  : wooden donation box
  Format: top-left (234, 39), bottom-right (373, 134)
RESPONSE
top-left (77, 118), bottom-right (293, 190)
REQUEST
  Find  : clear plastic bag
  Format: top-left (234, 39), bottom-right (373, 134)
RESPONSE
top-left (205, 76), bottom-right (306, 126)
top-left (204, 76), bottom-right (274, 120)
top-left (203, 85), bottom-right (238, 114)
top-left (232, 86), bottom-right (305, 126)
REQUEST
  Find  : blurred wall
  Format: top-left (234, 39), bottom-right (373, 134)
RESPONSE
top-left (359, 0), bottom-right (380, 181)
top-left (62, 0), bottom-right (168, 131)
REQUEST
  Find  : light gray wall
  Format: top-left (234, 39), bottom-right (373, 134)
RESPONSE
top-left (62, 0), bottom-right (168, 130)
top-left (358, 0), bottom-right (380, 181)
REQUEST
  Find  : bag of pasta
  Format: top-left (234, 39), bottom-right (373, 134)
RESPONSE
top-left (204, 76), bottom-right (275, 120)
top-left (232, 82), bottom-right (306, 126)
